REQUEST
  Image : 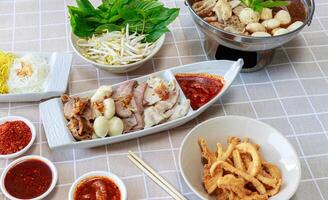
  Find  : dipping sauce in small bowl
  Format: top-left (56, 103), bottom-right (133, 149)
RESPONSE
top-left (69, 171), bottom-right (127, 200)
top-left (0, 155), bottom-right (57, 200)
top-left (175, 73), bottom-right (225, 110)
top-left (0, 116), bottom-right (36, 159)
top-left (75, 176), bottom-right (120, 200)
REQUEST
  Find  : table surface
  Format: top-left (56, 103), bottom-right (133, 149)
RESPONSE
top-left (1, 0), bottom-right (328, 199)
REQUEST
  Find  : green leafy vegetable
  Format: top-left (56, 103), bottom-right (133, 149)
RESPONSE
top-left (240, 0), bottom-right (289, 12)
top-left (67, 0), bottom-right (179, 42)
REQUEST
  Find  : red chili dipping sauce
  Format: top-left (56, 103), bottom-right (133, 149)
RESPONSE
top-left (74, 176), bottom-right (121, 200)
top-left (4, 159), bottom-right (52, 199)
top-left (0, 120), bottom-right (31, 155)
top-left (175, 73), bottom-right (224, 110)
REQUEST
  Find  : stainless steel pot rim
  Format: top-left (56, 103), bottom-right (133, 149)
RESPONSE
top-left (185, 0), bottom-right (315, 41)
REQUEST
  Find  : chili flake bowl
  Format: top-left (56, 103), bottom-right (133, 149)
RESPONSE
top-left (68, 171), bottom-right (127, 200)
top-left (0, 155), bottom-right (58, 200)
top-left (0, 116), bottom-right (36, 159)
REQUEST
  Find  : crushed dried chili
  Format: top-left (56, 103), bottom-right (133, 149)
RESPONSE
top-left (0, 120), bottom-right (31, 155)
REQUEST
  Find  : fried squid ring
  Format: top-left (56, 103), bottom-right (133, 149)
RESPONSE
top-left (236, 142), bottom-right (261, 176)
top-left (210, 161), bottom-right (267, 195)
top-left (219, 137), bottom-right (240, 161)
top-left (217, 175), bottom-right (252, 198)
top-left (232, 149), bottom-right (245, 171)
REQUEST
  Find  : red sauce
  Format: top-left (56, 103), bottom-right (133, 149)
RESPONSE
top-left (74, 176), bottom-right (121, 200)
top-left (0, 120), bottom-right (31, 155)
top-left (175, 73), bottom-right (224, 110)
top-left (4, 159), bottom-right (52, 199)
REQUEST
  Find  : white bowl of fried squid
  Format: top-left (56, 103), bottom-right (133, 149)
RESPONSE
top-left (179, 116), bottom-right (301, 200)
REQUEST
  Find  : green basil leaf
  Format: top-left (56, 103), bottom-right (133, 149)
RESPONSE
top-left (259, 0), bottom-right (289, 8)
top-left (76, 0), bottom-right (96, 14)
top-left (68, 0), bottom-right (179, 41)
top-left (145, 27), bottom-right (169, 42)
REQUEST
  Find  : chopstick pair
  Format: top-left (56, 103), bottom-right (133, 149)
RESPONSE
top-left (127, 151), bottom-right (187, 200)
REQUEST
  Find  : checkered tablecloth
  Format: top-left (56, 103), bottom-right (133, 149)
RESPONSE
top-left (1, 0), bottom-right (328, 199)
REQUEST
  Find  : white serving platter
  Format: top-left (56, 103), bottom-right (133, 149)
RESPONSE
top-left (0, 52), bottom-right (73, 102)
top-left (40, 59), bottom-right (243, 149)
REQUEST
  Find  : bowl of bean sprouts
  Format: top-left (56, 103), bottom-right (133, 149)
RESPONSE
top-left (70, 24), bottom-right (165, 73)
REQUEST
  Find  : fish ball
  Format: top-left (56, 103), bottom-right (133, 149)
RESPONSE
top-left (91, 85), bottom-right (112, 102)
top-left (272, 28), bottom-right (289, 36)
top-left (251, 32), bottom-right (271, 37)
top-left (239, 8), bottom-right (260, 24)
top-left (108, 117), bottom-right (124, 136)
top-left (262, 19), bottom-right (281, 30)
top-left (246, 23), bottom-right (266, 33)
top-left (229, 0), bottom-right (241, 9)
top-left (93, 116), bottom-right (110, 138)
top-left (103, 98), bottom-right (115, 119)
top-left (260, 8), bottom-right (272, 20)
top-left (274, 10), bottom-right (291, 25)
top-left (287, 21), bottom-right (304, 32)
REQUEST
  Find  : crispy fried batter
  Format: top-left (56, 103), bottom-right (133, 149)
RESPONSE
top-left (236, 142), bottom-right (261, 176)
top-left (199, 137), bottom-right (282, 199)
top-left (210, 161), bottom-right (267, 195)
top-left (199, 138), bottom-right (216, 164)
top-left (232, 149), bottom-right (245, 171)
top-left (217, 175), bottom-right (252, 198)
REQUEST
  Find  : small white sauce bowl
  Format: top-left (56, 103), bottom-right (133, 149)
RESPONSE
top-left (0, 116), bottom-right (36, 159)
top-left (0, 155), bottom-right (58, 200)
top-left (68, 171), bottom-right (127, 200)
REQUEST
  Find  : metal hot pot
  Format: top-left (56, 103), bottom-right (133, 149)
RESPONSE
top-left (185, 0), bottom-right (315, 72)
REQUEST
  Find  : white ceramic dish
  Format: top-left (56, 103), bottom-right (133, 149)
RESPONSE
top-left (0, 52), bottom-right (72, 102)
top-left (0, 116), bottom-right (36, 159)
top-left (40, 59), bottom-right (243, 149)
top-left (179, 116), bottom-right (301, 200)
top-left (0, 155), bottom-right (58, 200)
top-left (70, 33), bottom-right (165, 73)
top-left (68, 171), bottom-right (127, 200)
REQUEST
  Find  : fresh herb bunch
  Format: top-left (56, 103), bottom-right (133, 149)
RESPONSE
top-left (68, 0), bottom-right (179, 42)
top-left (240, 0), bottom-right (289, 12)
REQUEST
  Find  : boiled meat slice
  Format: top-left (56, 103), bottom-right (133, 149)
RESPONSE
top-left (115, 101), bottom-right (132, 118)
top-left (154, 90), bottom-right (180, 113)
top-left (112, 80), bottom-right (136, 100)
top-left (62, 95), bottom-right (90, 119)
top-left (144, 107), bottom-right (166, 128)
top-left (81, 101), bottom-right (94, 121)
top-left (144, 86), bottom-right (161, 105)
top-left (133, 113), bottom-right (144, 130)
top-left (167, 100), bottom-right (191, 121)
top-left (67, 116), bottom-right (93, 141)
top-left (122, 115), bottom-right (138, 133)
top-left (133, 83), bottom-right (147, 113)
top-left (112, 80), bottom-right (137, 118)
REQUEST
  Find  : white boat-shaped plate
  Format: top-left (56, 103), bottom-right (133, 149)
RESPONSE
top-left (40, 59), bottom-right (243, 149)
top-left (0, 52), bottom-right (73, 102)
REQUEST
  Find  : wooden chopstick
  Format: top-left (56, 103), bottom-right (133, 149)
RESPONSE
top-left (128, 151), bottom-right (187, 200)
